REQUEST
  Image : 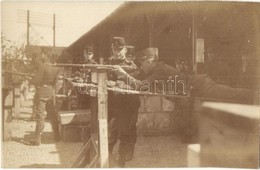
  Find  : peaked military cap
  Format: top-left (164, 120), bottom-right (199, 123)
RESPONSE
top-left (127, 46), bottom-right (135, 55)
top-left (137, 47), bottom-right (158, 62)
top-left (84, 46), bottom-right (93, 54)
top-left (112, 37), bottom-right (126, 48)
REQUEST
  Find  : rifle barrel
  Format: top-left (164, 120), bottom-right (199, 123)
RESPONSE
top-left (50, 63), bottom-right (131, 69)
top-left (2, 59), bottom-right (32, 62)
top-left (3, 71), bottom-right (35, 77)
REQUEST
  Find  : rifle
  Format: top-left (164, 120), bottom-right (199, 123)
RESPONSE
top-left (2, 58), bottom-right (32, 63)
top-left (3, 71), bottom-right (35, 78)
top-left (49, 63), bottom-right (134, 71)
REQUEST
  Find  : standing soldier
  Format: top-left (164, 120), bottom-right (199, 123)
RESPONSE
top-left (27, 53), bottom-right (43, 120)
top-left (108, 37), bottom-right (140, 167)
top-left (77, 46), bottom-right (97, 109)
top-left (29, 47), bottom-right (59, 145)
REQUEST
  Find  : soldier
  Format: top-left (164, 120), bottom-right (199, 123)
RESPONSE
top-left (78, 46), bottom-right (97, 109)
top-left (82, 46), bottom-right (97, 64)
top-left (108, 37), bottom-right (140, 167)
top-left (29, 47), bottom-right (59, 146)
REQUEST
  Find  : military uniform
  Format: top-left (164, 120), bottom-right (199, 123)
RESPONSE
top-left (108, 59), bottom-right (140, 160)
top-left (32, 53), bottom-right (59, 145)
top-left (107, 37), bottom-right (140, 166)
top-left (77, 46), bottom-right (97, 109)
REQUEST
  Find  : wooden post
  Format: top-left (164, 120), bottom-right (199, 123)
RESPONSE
top-left (90, 68), bottom-right (99, 164)
top-left (14, 87), bottom-right (21, 118)
top-left (192, 7), bottom-right (198, 73)
top-left (27, 10), bottom-right (30, 46)
top-left (2, 88), bottom-right (13, 141)
top-left (97, 68), bottom-right (109, 168)
top-left (53, 13), bottom-right (56, 47)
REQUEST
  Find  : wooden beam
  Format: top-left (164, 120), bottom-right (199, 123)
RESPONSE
top-left (97, 68), bottom-right (109, 168)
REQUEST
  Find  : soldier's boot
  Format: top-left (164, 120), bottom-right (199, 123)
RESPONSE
top-left (117, 146), bottom-right (127, 167)
top-left (125, 144), bottom-right (135, 162)
top-left (109, 153), bottom-right (121, 168)
top-left (30, 134), bottom-right (41, 146)
top-left (117, 157), bottom-right (126, 168)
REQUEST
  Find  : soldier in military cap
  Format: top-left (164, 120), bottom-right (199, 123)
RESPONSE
top-left (82, 46), bottom-right (96, 64)
top-left (76, 45), bottom-right (97, 109)
top-left (29, 47), bottom-right (59, 145)
top-left (108, 36), bottom-right (140, 167)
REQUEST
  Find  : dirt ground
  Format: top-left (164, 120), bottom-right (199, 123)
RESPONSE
top-left (2, 93), bottom-right (188, 168)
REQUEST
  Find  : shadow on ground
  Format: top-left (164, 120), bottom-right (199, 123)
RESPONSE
top-left (11, 131), bottom-right (57, 145)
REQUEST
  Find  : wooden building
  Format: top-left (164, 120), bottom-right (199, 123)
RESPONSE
top-left (62, 1), bottom-right (260, 133)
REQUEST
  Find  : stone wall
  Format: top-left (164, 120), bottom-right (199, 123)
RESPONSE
top-left (137, 96), bottom-right (181, 135)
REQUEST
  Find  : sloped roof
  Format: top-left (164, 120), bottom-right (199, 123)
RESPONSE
top-left (65, 1), bottom-right (260, 63)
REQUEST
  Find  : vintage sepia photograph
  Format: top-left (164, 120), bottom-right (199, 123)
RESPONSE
top-left (1, 1), bottom-right (260, 168)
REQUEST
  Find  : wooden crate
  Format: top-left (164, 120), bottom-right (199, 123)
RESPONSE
top-left (59, 124), bottom-right (90, 142)
top-left (199, 102), bottom-right (259, 168)
top-left (58, 109), bottom-right (91, 125)
top-left (58, 109), bottom-right (91, 142)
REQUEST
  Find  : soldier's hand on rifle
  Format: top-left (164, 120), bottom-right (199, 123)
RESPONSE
top-left (112, 65), bottom-right (127, 78)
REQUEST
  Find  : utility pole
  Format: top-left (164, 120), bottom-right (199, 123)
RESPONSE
top-left (27, 10), bottom-right (30, 46)
top-left (53, 13), bottom-right (56, 47)
top-left (18, 9), bottom-right (60, 46)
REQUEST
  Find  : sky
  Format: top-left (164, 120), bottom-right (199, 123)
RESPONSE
top-left (1, 1), bottom-right (124, 47)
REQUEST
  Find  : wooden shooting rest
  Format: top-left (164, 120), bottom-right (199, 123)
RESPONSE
top-left (71, 67), bottom-right (109, 168)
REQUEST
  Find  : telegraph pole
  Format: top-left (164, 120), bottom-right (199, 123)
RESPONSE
top-left (53, 13), bottom-right (56, 47)
top-left (27, 10), bottom-right (30, 46)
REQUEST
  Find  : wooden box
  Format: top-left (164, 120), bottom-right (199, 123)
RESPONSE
top-left (58, 109), bottom-right (91, 142)
top-left (59, 124), bottom-right (90, 142)
top-left (199, 102), bottom-right (259, 168)
top-left (58, 109), bottom-right (91, 125)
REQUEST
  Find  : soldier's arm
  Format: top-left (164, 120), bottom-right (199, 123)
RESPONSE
top-left (112, 65), bottom-right (143, 89)
top-left (190, 75), bottom-right (255, 104)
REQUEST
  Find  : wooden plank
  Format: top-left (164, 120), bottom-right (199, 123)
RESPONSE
top-left (71, 138), bottom-right (92, 168)
top-left (200, 102), bottom-right (259, 168)
top-left (88, 154), bottom-right (98, 168)
top-left (58, 109), bottom-right (91, 125)
top-left (98, 119), bottom-right (109, 168)
top-left (97, 68), bottom-right (109, 168)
